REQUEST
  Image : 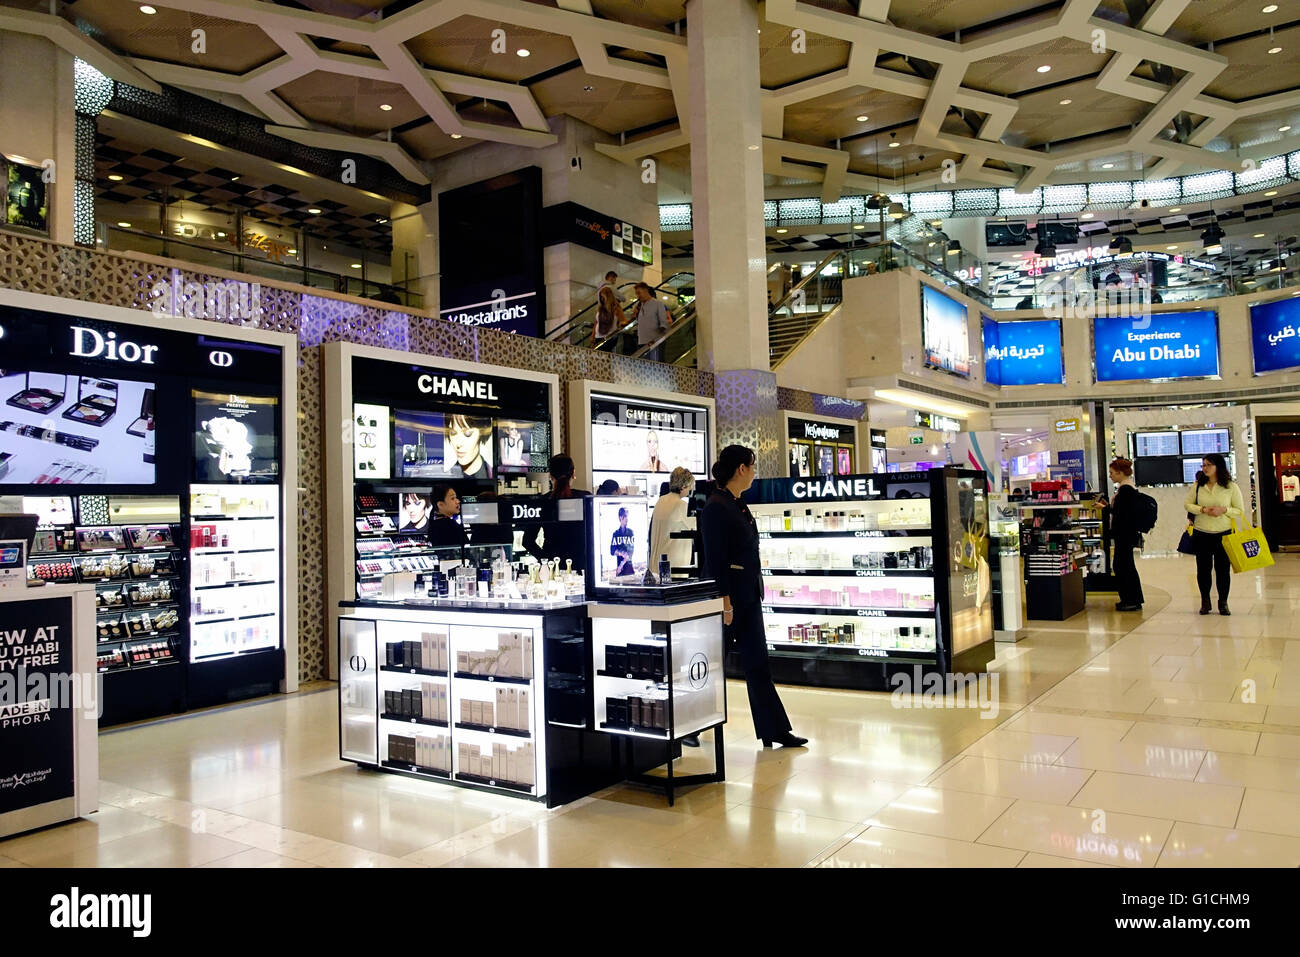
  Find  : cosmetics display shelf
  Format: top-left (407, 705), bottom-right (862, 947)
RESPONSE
top-left (762, 641), bottom-right (938, 661)
top-left (761, 567), bottom-right (934, 578)
top-left (757, 528), bottom-right (932, 539)
top-left (455, 722), bottom-right (530, 739)
top-left (380, 664), bottom-right (447, 678)
top-left (382, 761), bottom-right (450, 779)
top-left (190, 514), bottom-right (276, 522)
top-left (192, 611), bottom-right (276, 626)
top-left (381, 714), bottom-right (449, 728)
top-left (453, 671), bottom-right (530, 686)
top-left (191, 547), bottom-right (276, 557)
top-left (761, 603), bottom-right (935, 618)
top-left (454, 772), bottom-right (532, 794)
top-left (597, 723), bottom-right (671, 740)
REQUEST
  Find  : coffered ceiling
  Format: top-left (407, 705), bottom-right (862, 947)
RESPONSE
top-left (2, 0), bottom-right (1297, 203)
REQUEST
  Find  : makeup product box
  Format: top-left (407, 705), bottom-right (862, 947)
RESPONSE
top-left (606, 696), bottom-right (627, 727)
top-left (456, 650), bottom-right (469, 673)
top-left (605, 645), bottom-right (627, 674)
top-left (628, 696), bottom-right (643, 728)
top-left (459, 697), bottom-right (471, 725)
top-left (495, 687), bottom-right (510, 729)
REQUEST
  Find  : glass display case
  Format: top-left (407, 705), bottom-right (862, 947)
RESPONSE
top-left (741, 469), bottom-right (995, 690)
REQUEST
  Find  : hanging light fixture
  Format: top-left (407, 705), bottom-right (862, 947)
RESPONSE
top-left (888, 201), bottom-right (907, 219)
top-left (946, 240), bottom-right (962, 255)
top-left (1034, 219), bottom-right (1056, 258)
top-left (1201, 219), bottom-right (1225, 254)
top-left (1109, 230), bottom-right (1132, 254)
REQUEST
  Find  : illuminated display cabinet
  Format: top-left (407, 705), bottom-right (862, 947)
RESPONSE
top-left (740, 469), bottom-right (995, 691)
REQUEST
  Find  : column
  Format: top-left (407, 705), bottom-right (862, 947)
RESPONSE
top-left (686, 0), bottom-right (781, 472)
top-left (389, 201), bottom-right (438, 310)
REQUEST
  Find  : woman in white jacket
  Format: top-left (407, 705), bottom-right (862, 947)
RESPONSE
top-left (1184, 452), bottom-right (1245, 615)
top-left (648, 467), bottom-right (695, 580)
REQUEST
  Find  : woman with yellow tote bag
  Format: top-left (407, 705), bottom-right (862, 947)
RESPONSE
top-left (1184, 453), bottom-right (1245, 615)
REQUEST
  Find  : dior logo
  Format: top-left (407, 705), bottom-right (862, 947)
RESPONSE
top-left (70, 327), bottom-right (159, 365)
top-left (208, 350), bottom-right (234, 368)
top-left (511, 504), bottom-right (542, 520)
top-left (349, 655), bottom-right (368, 673)
top-left (687, 652), bottom-right (708, 689)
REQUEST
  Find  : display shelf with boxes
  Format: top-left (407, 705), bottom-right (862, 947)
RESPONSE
top-left (741, 470), bottom-right (995, 690)
top-left (338, 600), bottom-right (619, 807)
top-left (587, 599), bottom-right (726, 805)
top-left (1018, 483), bottom-right (1098, 620)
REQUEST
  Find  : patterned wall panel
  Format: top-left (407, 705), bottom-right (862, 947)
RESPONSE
top-left (716, 369), bottom-right (782, 476)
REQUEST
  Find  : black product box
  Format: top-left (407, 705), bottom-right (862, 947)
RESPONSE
top-left (606, 646), bottom-right (628, 674)
top-left (631, 646), bottom-right (651, 677)
top-left (405, 640), bottom-right (421, 670)
top-left (606, 696), bottom-right (628, 728)
top-left (402, 688), bottom-right (419, 718)
top-left (627, 696), bottom-right (643, 728)
top-left (384, 690), bottom-right (397, 715)
top-left (651, 698), bottom-right (666, 730)
top-left (386, 642), bottom-right (400, 667)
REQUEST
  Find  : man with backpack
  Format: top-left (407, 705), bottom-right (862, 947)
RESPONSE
top-left (1097, 457), bottom-right (1155, 611)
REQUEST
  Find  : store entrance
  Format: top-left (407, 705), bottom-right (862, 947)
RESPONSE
top-left (1257, 422), bottom-right (1300, 552)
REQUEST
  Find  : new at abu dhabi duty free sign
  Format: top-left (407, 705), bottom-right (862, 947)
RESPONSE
top-left (1092, 310), bottom-right (1220, 382)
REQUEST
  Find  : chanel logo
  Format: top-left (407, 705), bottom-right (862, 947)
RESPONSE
top-left (208, 350), bottom-right (234, 367)
top-left (687, 652), bottom-right (708, 690)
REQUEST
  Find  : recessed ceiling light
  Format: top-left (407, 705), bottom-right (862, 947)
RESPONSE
top-left (1036, 65), bottom-right (1051, 73)
top-left (516, 48), bottom-right (530, 57)
top-left (1268, 46), bottom-right (1282, 54)
top-left (379, 104), bottom-right (392, 111)
top-left (117, 222), bottom-right (132, 228)
top-left (748, 144), bottom-right (760, 150)
top-left (308, 207), bottom-right (322, 214)
top-left (1102, 162), bottom-right (1114, 168)
top-left (1059, 98), bottom-right (1072, 105)
top-left (1254, 233), bottom-right (1266, 238)
top-left (1263, 3), bottom-right (1278, 11)
top-left (1169, 207), bottom-right (1181, 213)
top-left (1266, 190), bottom-right (1278, 196)
top-left (853, 224), bottom-right (865, 230)
top-left (1167, 244), bottom-right (1177, 249)
top-left (139, 4), bottom-right (156, 13)
top-left (775, 228), bottom-right (788, 234)
top-left (216, 231), bottom-right (226, 238)
top-left (1080, 212), bottom-right (1094, 219)
top-left (350, 263), bottom-right (362, 269)
top-left (888, 140), bottom-right (900, 148)
top-left (230, 175), bottom-right (239, 182)
top-left (583, 85), bottom-right (594, 92)
top-left (107, 174), bottom-right (123, 181)
top-left (855, 115), bottom-right (869, 122)
top-left (288, 248), bottom-right (297, 255)
top-left (450, 133), bottom-right (463, 139)
top-left (1280, 125), bottom-right (1292, 132)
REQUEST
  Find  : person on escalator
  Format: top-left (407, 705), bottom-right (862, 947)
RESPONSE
top-left (594, 282), bottom-right (625, 341)
top-left (630, 282), bottom-right (670, 362)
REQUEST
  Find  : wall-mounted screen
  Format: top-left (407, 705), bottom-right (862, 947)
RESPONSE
top-left (589, 395), bottom-right (709, 498)
top-left (921, 284), bottom-right (971, 378)
top-left (193, 390), bottom-right (279, 484)
top-left (1011, 451), bottom-right (1049, 477)
top-left (982, 315), bottom-right (1065, 386)
top-left (1249, 296), bottom-right (1300, 375)
top-left (496, 419), bottom-right (541, 474)
top-left (1135, 457), bottom-right (1184, 486)
top-left (392, 410), bottom-right (495, 480)
top-left (1134, 431), bottom-right (1181, 458)
top-left (1182, 455), bottom-right (1234, 484)
top-left (1180, 428), bottom-right (1230, 456)
top-left (21, 496), bottom-right (74, 527)
top-left (1, 368), bottom-right (157, 485)
top-left (1093, 310), bottom-right (1220, 382)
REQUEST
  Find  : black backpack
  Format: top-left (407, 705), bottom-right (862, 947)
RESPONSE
top-left (1134, 491), bottom-right (1158, 534)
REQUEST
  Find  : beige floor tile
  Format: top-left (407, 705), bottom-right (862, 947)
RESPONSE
top-left (660, 805), bottom-right (861, 867)
top-left (0, 855), bottom-right (28, 868)
top-left (0, 805), bottom-right (165, 861)
top-left (977, 799), bottom-right (1171, 867)
top-left (1256, 732), bottom-right (1300, 760)
top-left (1120, 720), bottom-right (1259, 755)
top-left (1194, 751), bottom-right (1300, 793)
top-left (446, 820), bottom-right (617, 868)
top-left (218, 820), bottom-right (343, 861)
top-left (1266, 705), bottom-right (1300, 727)
top-left (961, 730), bottom-right (1077, 764)
top-left (1145, 699), bottom-right (1272, 723)
top-left (1156, 821), bottom-right (1300, 867)
top-left (867, 786), bottom-right (1014, 841)
top-left (1236, 787), bottom-right (1300, 838)
top-left (1018, 852), bottom-right (1116, 867)
top-left (198, 847), bottom-right (320, 867)
top-left (928, 755), bottom-right (1093, 804)
top-left (564, 844), bottom-right (742, 868)
top-left (302, 843), bottom-right (427, 867)
top-left (999, 710), bottom-right (1134, 741)
top-left (1070, 771), bottom-right (1243, 828)
top-left (1056, 738), bottom-right (1206, 780)
top-left (819, 827), bottom-right (1024, 868)
top-left (10, 824), bottom-right (251, 868)
top-left (746, 773), bottom-right (907, 822)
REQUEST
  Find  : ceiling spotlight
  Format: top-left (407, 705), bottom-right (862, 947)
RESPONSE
top-left (946, 240), bottom-right (962, 255)
top-left (1268, 46), bottom-right (1282, 54)
top-left (216, 231), bottom-right (226, 238)
top-left (139, 4), bottom-right (156, 13)
top-left (583, 85), bottom-right (594, 92)
top-left (350, 263), bottom-right (362, 269)
top-left (288, 248), bottom-right (297, 255)
top-left (308, 207), bottom-right (322, 214)
top-left (887, 202), bottom-right (906, 219)
top-left (117, 222), bottom-right (131, 228)
top-left (1266, 190), bottom-right (1278, 196)
top-left (853, 223), bottom-right (865, 230)
top-left (230, 175), bottom-right (239, 182)
top-left (1254, 233), bottom-right (1266, 238)
top-left (516, 48), bottom-right (531, 57)
top-left (776, 228), bottom-right (788, 234)
top-left (450, 133), bottom-right (463, 139)
top-left (1102, 162), bottom-right (1114, 169)
top-left (855, 115), bottom-right (869, 122)
top-left (1080, 212), bottom-right (1094, 219)
top-left (1036, 65), bottom-right (1051, 73)
top-left (1059, 98), bottom-right (1072, 105)
top-left (1169, 207), bottom-right (1181, 213)
top-left (379, 104), bottom-right (393, 111)
top-left (888, 140), bottom-right (900, 148)
top-left (107, 174), bottom-right (123, 181)
top-left (1110, 234), bottom-right (1133, 254)
top-left (1280, 125), bottom-right (1292, 132)
top-left (1263, 3), bottom-right (1278, 11)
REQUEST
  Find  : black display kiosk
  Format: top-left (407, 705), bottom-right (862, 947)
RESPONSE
top-left (0, 293), bottom-right (294, 725)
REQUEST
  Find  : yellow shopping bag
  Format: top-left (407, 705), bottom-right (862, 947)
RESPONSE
top-left (1223, 518), bottom-right (1275, 573)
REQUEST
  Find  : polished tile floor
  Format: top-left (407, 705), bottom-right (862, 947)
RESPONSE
top-left (4, 555), bottom-right (1299, 868)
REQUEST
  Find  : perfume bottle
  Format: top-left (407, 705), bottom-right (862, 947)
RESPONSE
top-left (658, 553), bottom-right (671, 583)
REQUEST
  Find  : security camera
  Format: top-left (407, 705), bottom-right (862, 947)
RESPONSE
top-left (570, 156), bottom-right (583, 171)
